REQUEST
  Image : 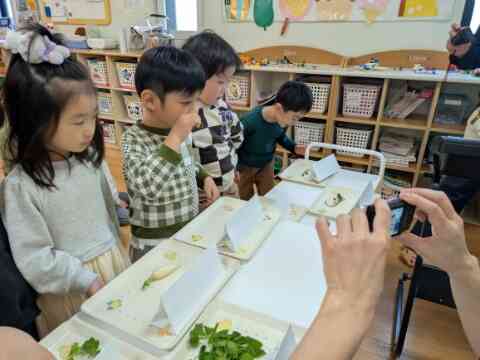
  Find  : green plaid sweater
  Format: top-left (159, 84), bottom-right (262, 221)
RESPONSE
top-left (122, 124), bottom-right (208, 240)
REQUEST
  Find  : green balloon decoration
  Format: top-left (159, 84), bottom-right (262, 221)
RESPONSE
top-left (254, 0), bottom-right (274, 30)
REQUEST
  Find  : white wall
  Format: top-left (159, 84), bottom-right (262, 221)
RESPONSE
top-left (202, 0), bottom-right (466, 57)
top-left (56, 0), bottom-right (161, 38)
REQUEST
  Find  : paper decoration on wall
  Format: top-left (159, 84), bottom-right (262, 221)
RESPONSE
top-left (357, 0), bottom-right (388, 23)
top-left (254, 0), bottom-right (274, 30)
top-left (399, 0), bottom-right (439, 17)
top-left (315, 0), bottom-right (354, 21)
top-left (278, 0), bottom-right (313, 21)
top-left (225, 0), bottom-right (251, 21)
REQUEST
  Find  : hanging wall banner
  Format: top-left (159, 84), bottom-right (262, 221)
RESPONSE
top-left (225, 0), bottom-right (454, 23)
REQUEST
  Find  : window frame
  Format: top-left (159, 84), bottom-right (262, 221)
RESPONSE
top-left (164, 0), bottom-right (202, 40)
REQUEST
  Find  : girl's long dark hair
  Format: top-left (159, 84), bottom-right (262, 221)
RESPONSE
top-left (0, 23), bottom-right (104, 189)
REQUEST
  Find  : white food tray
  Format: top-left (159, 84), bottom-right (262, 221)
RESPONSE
top-left (279, 159), bottom-right (382, 190)
top-left (167, 300), bottom-right (305, 360)
top-left (308, 186), bottom-right (364, 219)
top-left (80, 240), bottom-right (240, 355)
top-left (40, 315), bottom-right (157, 360)
top-left (174, 196), bottom-right (281, 261)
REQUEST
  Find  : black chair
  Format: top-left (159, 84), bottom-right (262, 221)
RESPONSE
top-left (391, 136), bottom-right (480, 358)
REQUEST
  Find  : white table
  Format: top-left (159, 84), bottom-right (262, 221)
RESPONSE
top-left (220, 181), bottom-right (328, 329)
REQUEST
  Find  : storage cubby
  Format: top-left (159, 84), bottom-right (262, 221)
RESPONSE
top-left (72, 47), bottom-right (480, 186)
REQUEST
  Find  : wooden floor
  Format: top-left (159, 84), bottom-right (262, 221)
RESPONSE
top-left (105, 147), bottom-right (478, 360)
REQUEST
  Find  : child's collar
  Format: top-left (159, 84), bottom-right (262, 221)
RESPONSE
top-left (139, 123), bottom-right (170, 136)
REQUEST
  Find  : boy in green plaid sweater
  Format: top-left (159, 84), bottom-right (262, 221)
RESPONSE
top-left (122, 47), bottom-right (220, 261)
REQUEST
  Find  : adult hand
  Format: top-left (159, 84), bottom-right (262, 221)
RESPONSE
top-left (397, 188), bottom-right (471, 274)
top-left (447, 23), bottom-right (472, 58)
top-left (316, 199), bottom-right (391, 309)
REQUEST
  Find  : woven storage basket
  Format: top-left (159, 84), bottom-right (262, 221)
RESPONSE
top-left (335, 126), bottom-right (372, 157)
top-left (86, 58), bottom-right (109, 86)
top-left (294, 121), bottom-right (325, 145)
top-left (343, 84), bottom-right (381, 118)
top-left (226, 74), bottom-right (250, 107)
top-left (305, 83), bottom-right (330, 114)
top-left (123, 94), bottom-right (143, 122)
top-left (116, 62), bottom-right (137, 90)
top-left (101, 122), bottom-right (116, 144)
top-left (97, 92), bottom-right (113, 115)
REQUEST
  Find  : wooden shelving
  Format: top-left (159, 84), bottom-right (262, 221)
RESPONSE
top-left (307, 112), bottom-right (328, 120)
top-left (381, 116), bottom-right (428, 130)
top-left (335, 154), bottom-right (371, 166)
top-left (70, 47), bottom-right (475, 187)
top-left (335, 116), bottom-right (376, 126)
top-left (431, 122), bottom-right (466, 135)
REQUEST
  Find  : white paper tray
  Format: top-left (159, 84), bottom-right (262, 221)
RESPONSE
top-left (40, 315), bottom-right (157, 359)
top-left (174, 196), bottom-right (281, 261)
top-left (167, 301), bottom-right (305, 360)
top-left (308, 186), bottom-right (363, 219)
top-left (80, 240), bottom-right (240, 355)
top-left (279, 159), bottom-right (381, 189)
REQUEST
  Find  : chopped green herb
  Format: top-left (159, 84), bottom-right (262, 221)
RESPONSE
top-left (63, 338), bottom-right (101, 360)
top-left (142, 279), bottom-right (152, 290)
top-left (189, 323), bottom-right (266, 360)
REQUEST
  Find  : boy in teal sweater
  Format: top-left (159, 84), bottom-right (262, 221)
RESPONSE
top-left (238, 81), bottom-right (313, 200)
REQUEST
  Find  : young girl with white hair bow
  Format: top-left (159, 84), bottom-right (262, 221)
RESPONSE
top-left (0, 24), bottom-right (130, 336)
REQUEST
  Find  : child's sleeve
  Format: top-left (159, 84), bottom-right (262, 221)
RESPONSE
top-left (122, 131), bottom-right (185, 200)
top-left (1, 181), bottom-right (98, 295)
top-left (277, 131), bottom-right (296, 153)
top-left (101, 161), bottom-right (121, 206)
top-left (230, 111), bottom-right (244, 150)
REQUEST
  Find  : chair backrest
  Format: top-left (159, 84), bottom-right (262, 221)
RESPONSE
top-left (432, 136), bottom-right (480, 183)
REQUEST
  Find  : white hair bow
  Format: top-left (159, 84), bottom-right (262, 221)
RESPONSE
top-left (5, 30), bottom-right (70, 65)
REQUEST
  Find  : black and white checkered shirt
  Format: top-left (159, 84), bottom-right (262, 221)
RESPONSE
top-left (192, 100), bottom-right (244, 192)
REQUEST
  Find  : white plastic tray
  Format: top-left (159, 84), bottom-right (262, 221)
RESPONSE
top-left (40, 315), bottom-right (157, 359)
top-left (279, 159), bottom-right (381, 189)
top-left (174, 197), bottom-right (281, 261)
top-left (308, 186), bottom-right (364, 219)
top-left (167, 300), bottom-right (305, 360)
top-left (80, 240), bottom-right (240, 355)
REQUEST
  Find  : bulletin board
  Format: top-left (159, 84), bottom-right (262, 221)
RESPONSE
top-left (225, 0), bottom-right (457, 24)
top-left (39, 0), bottom-right (112, 25)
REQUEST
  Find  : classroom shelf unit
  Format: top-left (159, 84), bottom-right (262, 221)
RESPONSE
top-left (69, 47), bottom-right (480, 187)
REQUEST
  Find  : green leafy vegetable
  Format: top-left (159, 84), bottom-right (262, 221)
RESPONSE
top-left (142, 279), bottom-right (152, 290)
top-left (107, 299), bottom-right (122, 310)
top-left (64, 337), bottom-right (101, 360)
top-left (189, 323), bottom-right (266, 360)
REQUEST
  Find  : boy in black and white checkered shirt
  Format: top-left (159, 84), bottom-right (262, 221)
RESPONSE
top-left (121, 47), bottom-right (220, 261)
top-left (183, 31), bottom-right (244, 197)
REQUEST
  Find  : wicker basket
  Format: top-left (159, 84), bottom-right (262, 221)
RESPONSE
top-left (123, 94), bottom-right (143, 122)
top-left (115, 62), bottom-right (137, 90)
top-left (101, 122), bottom-right (116, 144)
top-left (306, 83), bottom-right (330, 114)
top-left (343, 84), bottom-right (381, 118)
top-left (97, 92), bottom-right (113, 115)
top-left (294, 121), bottom-right (325, 145)
top-left (335, 126), bottom-right (372, 157)
top-left (226, 74), bottom-right (250, 107)
top-left (86, 58), bottom-right (109, 86)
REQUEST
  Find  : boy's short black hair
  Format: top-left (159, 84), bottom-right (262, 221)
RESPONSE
top-left (135, 46), bottom-right (206, 100)
top-left (276, 81), bottom-right (313, 113)
top-left (182, 30), bottom-right (242, 79)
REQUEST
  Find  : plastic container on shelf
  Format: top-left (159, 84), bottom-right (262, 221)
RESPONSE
top-left (226, 73), bottom-right (250, 107)
top-left (86, 58), bottom-right (109, 86)
top-left (335, 124), bottom-right (372, 157)
top-left (342, 83), bottom-right (381, 118)
top-left (305, 82), bottom-right (331, 114)
top-left (115, 61), bottom-right (137, 90)
top-left (294, 120), bottom-right (325, 145)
